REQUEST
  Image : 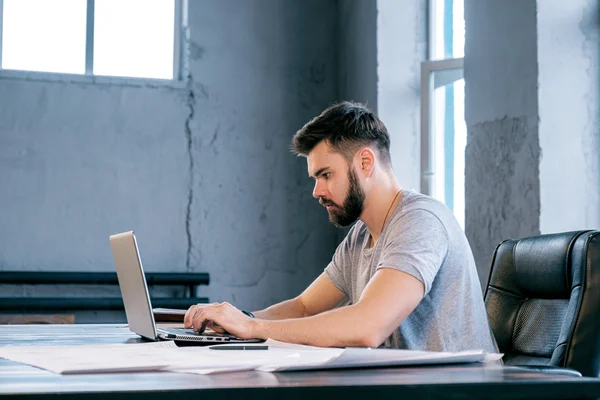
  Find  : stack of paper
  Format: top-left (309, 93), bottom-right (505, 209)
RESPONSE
top-left (168, 340), bottom-right (345, 375)
top-left (0, 339), bottom-right (502, 375)
top-left (257, 341), bottom-right (502, 372)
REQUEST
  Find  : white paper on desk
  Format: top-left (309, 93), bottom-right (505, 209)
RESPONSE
top-left (259, 347), bottom-right (504, 372)
top-left (0, 341), bottom-right (283, 374)
top-left (0, 338), bottom-right (502, 375)
top-left (167, 339), bottom-right (345, 375)
top-left (0, 341), bottom-right (180, 374)
top-left (0, 338), bottom-right (341, 375)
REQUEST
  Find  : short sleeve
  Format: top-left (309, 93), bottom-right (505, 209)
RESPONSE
top-left (324, 234), bottom-right (352, 299)
top-left (376, 209), bottom-right (449, 295)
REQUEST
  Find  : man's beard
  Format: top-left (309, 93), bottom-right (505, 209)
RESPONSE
top-left (320, 167), bottom-right (366, 228)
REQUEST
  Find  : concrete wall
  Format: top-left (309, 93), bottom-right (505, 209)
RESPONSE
top-left (0, 0), bottom-right (339, 318)
top-left (464, 0), bottom-right (541, 285)
top-left (186, 0), bottom-right (338, 309)
top-left (537, 0), bottom-right (600, 233)
top-left (338, 0), bottom-right (378, 110)
top-left (464, 0), bottom-right (600, 287)
top-left (0, 78), bottom-right (191, 321)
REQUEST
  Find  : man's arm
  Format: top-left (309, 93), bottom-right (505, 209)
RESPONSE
top-left (252, 273), bottom-right (347, 320)
top-left (183, 273), bottom-right (346, 330)
top-left (186, 268), bottom-right (424, 348)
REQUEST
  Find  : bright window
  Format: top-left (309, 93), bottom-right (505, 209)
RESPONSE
top-left (1, 0), bottom-right (87, 74)
top-left (0, 0), bottom-right (181, 80)
top-left (421, 0), bottom-right (466, 228)
top-left (431, 0), bottom-right (464, 60)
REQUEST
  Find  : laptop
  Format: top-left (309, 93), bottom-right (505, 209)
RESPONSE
top-left (109, 231), bottom-right (263, 345)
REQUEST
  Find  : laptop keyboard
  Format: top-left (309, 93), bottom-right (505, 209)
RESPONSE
top-left (158, 327), bottom-right (234, 338)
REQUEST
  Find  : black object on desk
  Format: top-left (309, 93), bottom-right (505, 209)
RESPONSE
top-left (210, 345), bottom-right (269, 350)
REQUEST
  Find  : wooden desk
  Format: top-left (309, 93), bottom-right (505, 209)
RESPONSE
top-left (1, 324), bottom-right (599, 400)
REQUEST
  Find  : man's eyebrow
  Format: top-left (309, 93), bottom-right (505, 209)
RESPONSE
top-left (309, 167), bottom-right (330, 179)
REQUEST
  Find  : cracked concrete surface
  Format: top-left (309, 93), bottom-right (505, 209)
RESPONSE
top-left (183, 0), bottom-right (339, 309)
top-left (184, 72), bottom-right (196, 273)
top-left (465, 0), bottom-right (541, 287)
top-left (465, 116), bottom-right (541, 285)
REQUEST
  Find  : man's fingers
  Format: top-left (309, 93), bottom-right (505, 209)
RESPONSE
top-left (199, 318), bottom-right (210, 333)
top-left (190, 303), bottom-right (232, 332)
top-left (207, 321), bottom-right (226, 333)
top-left (191, 309), bottom-right (201, 331)
top-left (192, 308), bottom-right (212, 332)
top-left (184, 305), bottom-right (197, 328)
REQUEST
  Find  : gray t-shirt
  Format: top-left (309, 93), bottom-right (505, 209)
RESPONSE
top-left (325, 189), bottom-right (497, 352)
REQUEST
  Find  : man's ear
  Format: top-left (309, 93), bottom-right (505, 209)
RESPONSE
top-left (357, 147), bottom-right (375, 177)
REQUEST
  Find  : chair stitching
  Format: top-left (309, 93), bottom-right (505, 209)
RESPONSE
top-left (488, 285), bottom-right (523, 298)
top-left (563, 231), bottom-right (597, 367)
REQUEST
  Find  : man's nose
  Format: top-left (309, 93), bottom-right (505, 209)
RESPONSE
top-left (313, 180), bottom-right (325, 199)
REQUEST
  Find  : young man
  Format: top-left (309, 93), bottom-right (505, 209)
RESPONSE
top-left (184, 102), bottom-right (496, 352)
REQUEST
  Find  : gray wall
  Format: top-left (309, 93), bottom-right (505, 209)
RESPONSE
top-left (537, 0), bottom-right (600, 233)
top-left (464, 0), bottom-right (540, 284)
top-left (465, 0), bottom-right (600, 286)
top-left (338, 0), bottom-right (378, 110)
top-left (0, 0), bottom-right (339, 316)
top-left (186, 0), bottom-right (338, 309)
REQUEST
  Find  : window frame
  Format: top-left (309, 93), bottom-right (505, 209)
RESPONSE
top-left (421, 0), bottom-right (465, 194)
top-left (420, 57), bottom-right (463, 196)
top-left (0, 0), bottom-right (187, 85)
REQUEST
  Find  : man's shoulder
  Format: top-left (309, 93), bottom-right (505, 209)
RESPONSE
top-left (400, 190), bottom-right (446, 212)
top-left (387, 190), bottom-right (452, 239)
top-left (393, 190), bottom-right (455, 224)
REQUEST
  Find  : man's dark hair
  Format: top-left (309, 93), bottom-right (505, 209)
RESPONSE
top-left (292, 101), bottom-right (392, 167)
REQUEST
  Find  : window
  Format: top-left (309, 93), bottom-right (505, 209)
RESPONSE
top-left (0, 0), bottom-right (184, 80)
top-left (421, 0), bottom-right (465, 228)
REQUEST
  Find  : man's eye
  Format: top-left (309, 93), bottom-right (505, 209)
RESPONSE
top-left (323, 173), bottom-right (330, 179)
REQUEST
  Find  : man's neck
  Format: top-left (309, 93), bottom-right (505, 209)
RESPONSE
top-left (360, 177), bottom-right (402, 247)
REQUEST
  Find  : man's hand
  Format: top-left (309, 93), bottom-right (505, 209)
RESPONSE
top-left (184, 302), bottom-right (257, 339)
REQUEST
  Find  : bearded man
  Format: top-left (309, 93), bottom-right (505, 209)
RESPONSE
top-left (184, 101), bottom-right (496, 352)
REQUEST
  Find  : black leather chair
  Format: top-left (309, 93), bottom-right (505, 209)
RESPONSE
top-left (484, 230), bottom-right (600, 377)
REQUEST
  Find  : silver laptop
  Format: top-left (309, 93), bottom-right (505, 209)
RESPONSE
top-left (109, 231), bottom-right (262, 344)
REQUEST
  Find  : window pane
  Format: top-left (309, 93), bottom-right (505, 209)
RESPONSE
top-left (93, 0), bottom-right (175, 79)
top-left (452, 0), bottom-right (465, 58)
top-left (1, 0), bottom-right (86, 74)
top-left (431, 0), bottom-right (464, 60)
top-left (431, 71), bottom-right (466, 229)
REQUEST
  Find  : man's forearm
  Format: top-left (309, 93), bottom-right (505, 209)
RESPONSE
top-left (251, 303), bottom-right (380, 348)
top-left (252, 297), bottom-right (307, 320)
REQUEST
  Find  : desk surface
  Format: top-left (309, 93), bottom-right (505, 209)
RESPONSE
top-left (1, 324), bottom-right (600, 400)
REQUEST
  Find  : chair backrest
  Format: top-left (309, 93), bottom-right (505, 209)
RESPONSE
top-left (484, 230), bottom-right (600, 377)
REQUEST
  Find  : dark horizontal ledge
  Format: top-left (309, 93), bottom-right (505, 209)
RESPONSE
top-left (0, 272), bottom-right (209, 286)
top-left (0, 297), bottom-right (209, 311)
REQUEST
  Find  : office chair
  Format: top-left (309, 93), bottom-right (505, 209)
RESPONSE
top-left (484, 230), bottom-right (600, 377)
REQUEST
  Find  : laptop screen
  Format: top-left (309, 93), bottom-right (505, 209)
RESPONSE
top-left (109, 231), bottom-right (158, 340)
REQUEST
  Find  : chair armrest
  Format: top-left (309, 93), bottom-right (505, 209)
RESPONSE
top-left (515, 365), bottom-right (582, 377)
